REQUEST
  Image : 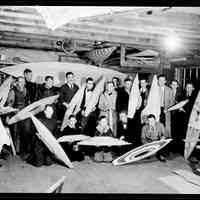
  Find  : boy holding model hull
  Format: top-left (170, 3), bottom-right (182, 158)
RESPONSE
top-left (93, 116), bottom-right (114, 163)
top-left (141, 114), bottom-right (167, 162)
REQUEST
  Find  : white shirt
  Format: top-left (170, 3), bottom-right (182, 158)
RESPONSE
top-left (67, 83), bottom-right (73, 89)
top-left (159, 86), bottom-right (165, 107)
top-left (140, 88), bottom-right (147, 93)
top-left (85, 90), bottom-right (93, 107)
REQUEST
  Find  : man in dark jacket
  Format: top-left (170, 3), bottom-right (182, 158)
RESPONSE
top-left (131, 78), bottom-right (149, 147)
top-left (34, 75), bottom-right (59, 119)
top-left (23, 68), bottom-right (37, 103)
top-left (28, 105), bottom-right (60, 167)
top-left (58, 72), bottom-right (79, 120)
top-left (6, 76), bottom-right (32, 160)
top-left (181, 82), bottom-right (199, 162)
top-left (117, 110), bottom-right (132, 142)
top-left (116, 78), bottom-right (132, 113)
top-left (170, 80), bottom-right (184, 153)
top-left (182, 82), bottom-right (198, 121)
top-left (180, 82), bottom-right (198, 140)
top-left (141, 114), bottom-right (167, 162)
top-left (78, 77), bottom-right (98, 137)
top-left (35, 76), bottom-right (58, 100)
top-left (112, 76), bottom-right (121, 92)
top-left (60, 114), bottom-right (83, 161)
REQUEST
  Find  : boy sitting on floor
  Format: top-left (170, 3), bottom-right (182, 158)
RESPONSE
top-left (61, 114), bottom-right (81, 136)
top-left (141, 114), bottom-right (167, 162)
top-left (60, 115), bottom-right (84, 161)
top-left (116, 110), bottom-right (134, 156)
top-left (117, 110), bottom-right (131, 142)
top-left (93, 115), bottom-right (114, 163)
top-left (28, 105), bottom-right (59, 167)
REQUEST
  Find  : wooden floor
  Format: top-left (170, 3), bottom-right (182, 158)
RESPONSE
top-left (0, 154), bottom-right (197, 193)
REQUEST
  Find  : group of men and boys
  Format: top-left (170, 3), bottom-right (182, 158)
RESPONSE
top-left (0, 68), bottom-right (198, 167)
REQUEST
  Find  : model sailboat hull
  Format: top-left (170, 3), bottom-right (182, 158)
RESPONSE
top-left (31, 115), bottom-right (73, 169)
top-left (112, 139), bottom-right (172, 166)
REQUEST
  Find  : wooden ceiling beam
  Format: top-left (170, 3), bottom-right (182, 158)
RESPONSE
top-left (61, 29), bottom-right (162, 49)
top-left (70, 21), bottom-right (200, 41)
top-left (0, 32), bottom-right (157, 50)
top-left (106, 65), bottom-right (160, 74)
top-left (1, 6), bottom-right (200, 32)
top-left (60, 25), bottom-right (200, 49)
top-left (0, 18), bottom-right (46, 29)
top-left (0, 9), bottom-right (44, 21)
top-left (0, 39), bottom-right (62, 51)
top-left (2, 14), bottom-right (200, 41)
top-left (0, 31), bottom-right (63, 42)
top-left (1, 35), bottom-right (54, 44)
top-left (114, 10), bottom-right (200, 26)
top-left (0, 6), bottom-right (38, 15)
top-left (0, 23), bottom-right (162, 49)
top-left (89, 15), bottom-right (200, 33)
top-left (3, 7), bottom-right (198, 31)
top-left (1, 22), bottom-right (200, 53)
top-left (2, 16), bottom-right (200, 49)
top-left (0, 23), bottom-right (54, 35)
top-left (0, 17), bottom-right (163, 41)
top-left (0, 34), bottom-right (94, 51)
top-left (62, 23), bottom-right (164, 40)
top-left (80, 18), bottom-right (200, 36)
top-left (1, 9), bottom-right (200, 44)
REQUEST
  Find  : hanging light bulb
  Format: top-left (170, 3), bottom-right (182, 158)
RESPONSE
top-left (164, 33), bottom-right (181, 52)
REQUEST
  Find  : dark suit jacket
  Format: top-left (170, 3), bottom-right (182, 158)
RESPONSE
top-left (61, 126), bottom-right (80, 136)
top-left (163, 86), bottom-right (174, 109)
top-left (117, 122), bottom-right (132, 142)
top-left (59, 83), bottom-right (79, 104)
top-left (116, 87), bottom-right (129, 113)
top-left (35, 84), bottom-right (59, 100)
top-left (39, 116), bottom-right (60, 138)
top-left (25, 81), bottom-right (38, 103)
top-left (182, 90), bottom-right (198, 119)
top-left (80, 88), bottom-right (94, 111)
top-left (172, 87), bottom-right (183, 104)
top-left (139, 88), bottom-right (149, 110)
top-left (95, 128), bottom-right (113, 137)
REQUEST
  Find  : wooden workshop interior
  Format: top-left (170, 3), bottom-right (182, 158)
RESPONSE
top-left (0, 6), bottom-right (200, 88)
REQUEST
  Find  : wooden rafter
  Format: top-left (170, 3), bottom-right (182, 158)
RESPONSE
top-left (0, 6), bottom-right (200, 58)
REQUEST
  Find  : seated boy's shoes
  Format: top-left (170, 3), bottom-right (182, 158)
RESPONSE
top-left (84, 155), bottom-right (93, 163)
top-left (26, 154), bottom-right (34, 163)
top-left (0, 154), bottom-right (7, 160)
top-left (73, 145), bottom-right (79, 151)
top-left (44, 155), bottom-right (53, 166)
top-left (27, 157), bottom-right (43, 167)
top-left (145, 156), bottom-right (152, 160)
top-left (75, 152), bottom-right (84, 161)
top-left (103, 152), bottom-right (113, 163)
top-left (94, 151), bottom-right (104, 162)
top-left (20, 153), bottom-right (30, 161)
top-left (156, 154), bottom-right (166, 162)
top-left (189, 162), bottom-right (200, 176)
top-left (189, 157), bottom-right (199, 164)
top-left (70, 152), bottom-right (84, 162)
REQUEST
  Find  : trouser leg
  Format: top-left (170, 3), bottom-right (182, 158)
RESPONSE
top-left (32, 138), bottom-right (45, 167)
top-left (12, 123), bottom-right (20, 154)
top-left (156, 145), bottom-right (168, 158)
top-left (81, 115), bottom-right (89, 135)
top-left (20, 119), bottom-right (32, 156)
top-left (81, 111), bottom-right (97, 137)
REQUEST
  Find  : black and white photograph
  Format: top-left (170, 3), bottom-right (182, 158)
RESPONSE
top-left (0, 5), bottom-right (200, 195)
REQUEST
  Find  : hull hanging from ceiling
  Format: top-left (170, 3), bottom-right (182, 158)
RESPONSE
top-left (0, 61), bottom-right (126, 86)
